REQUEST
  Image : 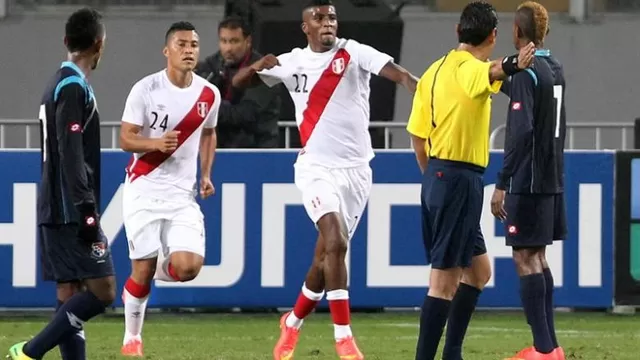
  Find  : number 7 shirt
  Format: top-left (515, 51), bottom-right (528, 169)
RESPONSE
top-left (121, 70), bottom-right (221, 199)
top-left (258, 38), bottom-right (393, 168)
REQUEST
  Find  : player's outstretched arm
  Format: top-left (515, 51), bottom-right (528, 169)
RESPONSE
top-left (232, 54), bottom-right (280, 89)
top-left (55, 83), bottom-right (96, 208)
top-left (488, 42), bottom-right (536, 82)
top-left (378, 62), bottom-right (419, 93)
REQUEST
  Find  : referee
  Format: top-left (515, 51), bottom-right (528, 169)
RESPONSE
top-left (406, 2), bottom-right (535, 360)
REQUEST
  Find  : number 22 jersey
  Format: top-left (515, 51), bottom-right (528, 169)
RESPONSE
top-left (258, 38), bottom-right (393, 168)
top-left (121, 70), bottom-right (221, 199)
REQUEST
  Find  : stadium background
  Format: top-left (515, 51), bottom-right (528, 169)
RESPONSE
top-left (0, 1), bottom-right (639, 359)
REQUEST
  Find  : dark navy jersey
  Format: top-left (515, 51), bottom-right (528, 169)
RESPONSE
top-left (497, 50), bottom-right (566, 194)
top-left (38, 61), bottom-right (101, 225)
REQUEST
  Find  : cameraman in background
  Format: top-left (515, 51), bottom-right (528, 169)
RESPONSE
top-left (196, 16), bottom-right (281, 148)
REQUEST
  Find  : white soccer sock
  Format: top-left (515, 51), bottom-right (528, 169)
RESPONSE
top-left (333, 325), bottom-right (352, 340)
top-left (123, 288), bottom-right (149, 344)
top-left (285, 312), bottom-right (304, 329)
top-left (153, 256), bottom-right (178, 282)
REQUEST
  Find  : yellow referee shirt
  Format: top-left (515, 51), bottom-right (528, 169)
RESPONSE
top-left (407, 50), bottom-right (502, 168)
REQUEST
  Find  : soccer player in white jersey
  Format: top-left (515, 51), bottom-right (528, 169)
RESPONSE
top-left (118, 21), bottom-right (220, 357)
top-left (233, 1), bottom-right (418, 359)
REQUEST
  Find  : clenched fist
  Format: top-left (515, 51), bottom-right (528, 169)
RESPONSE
top-left (251, 54), bottom-right (280, 72)
top-left (156, 130), bottom-right (181, 153)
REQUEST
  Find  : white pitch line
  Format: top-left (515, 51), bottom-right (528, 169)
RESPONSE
top-left (376, 323), bottom-right (640, 337)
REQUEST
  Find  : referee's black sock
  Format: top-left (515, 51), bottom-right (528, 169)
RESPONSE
top-left (542, 268), bottom-right (559, 348)
top-left (415, 295), bottom-right (450, 360)
top-left (23, 291), bottom-right (104, 359)
top-left (519, 274), bottom-right (554, 354)
top-left (442, 283), bottom-right (482, 360)
top-left (56, 300), bottom-right (87, 360)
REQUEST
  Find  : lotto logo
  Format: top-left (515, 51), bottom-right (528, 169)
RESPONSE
top-left (511, 102), bottom-right (522, 111)
top-left (69, 123), bottom-right (81, 132)
top-left (85, 216), bottom-right (95, 226)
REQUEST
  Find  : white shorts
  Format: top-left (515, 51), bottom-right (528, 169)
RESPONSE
top-left (123, 187), bottom-right (205, 260)
top-left (294, 163), bottom-right (372, 239)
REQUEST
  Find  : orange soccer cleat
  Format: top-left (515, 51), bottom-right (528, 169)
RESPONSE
top-left (504, 346), bottom-right (560, 360)
top-left (121, 338), bottom-right (144, 357)
top-left (552, 347), bottom-right (565, 360)
top-left (335, 336), bottom-right (364, 360)
top-left (273, 312), bottom-right (300, 360)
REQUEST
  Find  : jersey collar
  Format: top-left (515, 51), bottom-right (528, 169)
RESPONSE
top-left (534, 49), bottom-right (551, 57)
top-left (60, 61), bottom-right (86, 79)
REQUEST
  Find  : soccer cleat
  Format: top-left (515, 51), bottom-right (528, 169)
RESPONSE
top-left (335, 336), bottom-right (364, 360)
top-left (273, 312), bottom-right (300, 360)
top-left (121, 338), bottom-right (144, 357)
top-left (504, 346), bottom-right (559, 360)
top-left (6, 342), bottom-right (33, 360)
top-left (552, 347), bottom-right (565, 360)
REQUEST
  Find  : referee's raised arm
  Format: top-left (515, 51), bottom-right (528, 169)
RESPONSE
top-left (409, 2), bottom-right (534, 360)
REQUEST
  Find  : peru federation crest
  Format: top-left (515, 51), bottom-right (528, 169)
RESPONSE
top-left (332, 58), bottom-right (345, 74)
top-left (197, 101), bottom-right (209, 118)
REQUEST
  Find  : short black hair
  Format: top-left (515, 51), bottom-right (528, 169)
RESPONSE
top-left (165, 21), bottom-right (197, 43)
top-left (65, 7), bottom-right (104, 52)
top-left (457, 1), bottom-right (498, 46)
top-left (218, 16), bottom-right (251, 38)
top-left (304, 0), bottom-right (333, 9)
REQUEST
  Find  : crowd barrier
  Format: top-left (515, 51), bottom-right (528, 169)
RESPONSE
top-left (0, 150), bottom-right (619, 308)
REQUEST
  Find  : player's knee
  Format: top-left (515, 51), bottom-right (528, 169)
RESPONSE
top-left (318, 214), bottom-right (348, 258)
top-left (86, 276), bottom-right (117, 306)
top-left (538, 251), bottom-right (549, 268)
top-left (171, 263), bottom-right (201, 282)
top-left (324, 235), bottom-right (347, 258)
top-left (429, 268), bottom-right (463, 300)
top-left (512, 247), bottom-right (543, 275)
top-left (56, 282), bottom-right (82, 302)
top-left (464, 254), bottom-right (492, 289)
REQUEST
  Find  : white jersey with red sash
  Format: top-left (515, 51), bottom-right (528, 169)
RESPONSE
top-left (259, 38), bottom-right (393, 168)
top-left (121, 70), bottom-right (220, 201)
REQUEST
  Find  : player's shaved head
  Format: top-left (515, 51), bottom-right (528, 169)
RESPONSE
top-left (515, 1), bottom-right (549, 46)
top-left (302, 0), bottom-right (334, 17)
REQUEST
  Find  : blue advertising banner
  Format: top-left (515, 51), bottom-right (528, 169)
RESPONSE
top-left (0, 150), bottom-right (614, 308)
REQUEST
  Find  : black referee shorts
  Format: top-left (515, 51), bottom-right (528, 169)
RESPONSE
top-left (420, 158), bottom-right (487, 269)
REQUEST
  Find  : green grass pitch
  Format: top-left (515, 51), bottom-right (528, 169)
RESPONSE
top-left (0, 311), bottom-right (637, 359)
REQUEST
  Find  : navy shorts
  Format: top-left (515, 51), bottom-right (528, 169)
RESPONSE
top-left (39, 224), bottom-right (115, 283)
top-left (421, 159), bottom-right (487, 269)
top-left (504, 193), bottom-right (568, 248)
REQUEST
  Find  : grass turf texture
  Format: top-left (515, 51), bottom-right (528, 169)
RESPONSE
top-left (0, 312), bottom-right (636, 359)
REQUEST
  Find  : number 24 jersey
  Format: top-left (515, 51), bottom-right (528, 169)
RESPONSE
top-left (121, 70), bottom-right (221, 199)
